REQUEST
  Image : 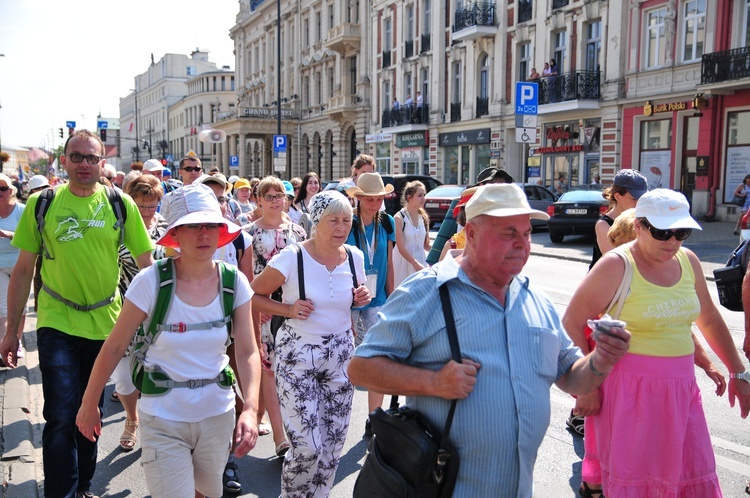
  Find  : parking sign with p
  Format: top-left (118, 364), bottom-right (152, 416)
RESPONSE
top-left (515, 82), bottom-right (539, 115)
top-left (273, 134), bottom-right (287, 153)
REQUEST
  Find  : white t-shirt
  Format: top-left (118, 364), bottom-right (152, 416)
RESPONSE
top-left (269, 244), bottom-right (366, 339)
top-left (126, 263), bottom-right (253, 422)
top-left (0, 203), bottom-right (24, 268)
top-left (213, 231), bottom-right (252, 267)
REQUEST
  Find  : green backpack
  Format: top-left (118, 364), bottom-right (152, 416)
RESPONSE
top-left (130, 258), bottom-right (238, 396)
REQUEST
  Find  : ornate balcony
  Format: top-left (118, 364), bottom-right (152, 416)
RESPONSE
top-left (381, 104), bottom-right (430, 129)
top-left (382, 50), bottom-right (392, 68)
top-left (518, 0), bottom-right (533, 23)
top-left (450, 103), bottom-right (462, 122)
top-left (405, 40), bottom-right (414, 58)
top-left (326, 92), bottom-right (359, 125)
top-left (421, 33), bottom-right (431, 54)
top-left (476, 97), bottom-right (489, 118)
top-left (324, 23), bottom-right (361, 54)
top-left (452, 2), bottom-right (496, 42)
top-left (537, 71), bottom-right (600, 105)
top-left (701, 46), bottom-right (750, 85)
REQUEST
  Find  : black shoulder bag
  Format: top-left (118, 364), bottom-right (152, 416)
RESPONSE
top-left (353, 283), bottom-right (461, 498)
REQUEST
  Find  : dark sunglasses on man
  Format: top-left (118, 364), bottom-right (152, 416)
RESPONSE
top-left (181, 166), bottom-right (203, 173)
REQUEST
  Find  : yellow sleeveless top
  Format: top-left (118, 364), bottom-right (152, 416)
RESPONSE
top-left (451, 229), bottom-right (467, 250)
top-left (617, 247), bottom-right (699, 357)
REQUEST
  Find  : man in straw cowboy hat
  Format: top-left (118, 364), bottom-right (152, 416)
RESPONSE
top-left (349, 183), bottom-right (631, 496)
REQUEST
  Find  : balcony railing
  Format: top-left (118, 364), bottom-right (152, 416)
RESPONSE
top-left (476, 97), bottom-right (489, 118)
top-left (518, 0), bottom-right (533, 22)
top-left (536, 71), bottom-right (600, 104)
top-left (382, 50), bottom-right (392, 68)
top-left (552, 0), bottom-right (569, 9)
top-left (421, 33), bottom-right (431, 53)
top-left (381, 104), bottom-right (430, 128)
top-left (450, 103), bottom-right (462, 122)
top-left (701, 46), bottom-right (750, 84)
top-left (405, 40), bottom-right (414, 58)
top-left (453, 2), bottom-right (495, 32)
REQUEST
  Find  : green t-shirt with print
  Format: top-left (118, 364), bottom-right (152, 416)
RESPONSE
top-left (12, 184), bottom-right (155, 340)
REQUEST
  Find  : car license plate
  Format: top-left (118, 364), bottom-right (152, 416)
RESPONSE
top-left (426, 202), bottom-right (440, 208)
top-left (565, 208), bottom-right (587, 215)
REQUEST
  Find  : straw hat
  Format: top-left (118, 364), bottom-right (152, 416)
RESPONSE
top-left (346, 172), bottom-right (394, 198)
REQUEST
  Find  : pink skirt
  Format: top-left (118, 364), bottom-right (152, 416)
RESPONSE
top-left (588, 353), bottom-right (722, 498)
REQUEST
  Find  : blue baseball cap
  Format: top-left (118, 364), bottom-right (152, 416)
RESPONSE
top-left (283, 180), bottom-right (294, 197)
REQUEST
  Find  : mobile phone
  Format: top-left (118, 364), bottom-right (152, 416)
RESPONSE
top-left (588, 315), bottom-right (627, 341)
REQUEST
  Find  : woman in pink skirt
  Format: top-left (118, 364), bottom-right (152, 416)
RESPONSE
top-left (563, 189), bottom-right (750, 498)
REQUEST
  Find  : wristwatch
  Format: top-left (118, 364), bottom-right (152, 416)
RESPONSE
top-left (729, 371), bottom-right (750, 383)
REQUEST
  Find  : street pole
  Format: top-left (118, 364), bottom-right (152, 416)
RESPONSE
top-left (277, 0), bottom-right (281, 138)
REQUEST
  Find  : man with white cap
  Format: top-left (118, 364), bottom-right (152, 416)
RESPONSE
top-left (349, 183), bottom-right (631, 497)
top-left (143, 159), bottom-right (166, 180)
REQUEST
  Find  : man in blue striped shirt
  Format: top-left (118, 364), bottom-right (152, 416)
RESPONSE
top-left (349, 184), bottom-right (631, 497)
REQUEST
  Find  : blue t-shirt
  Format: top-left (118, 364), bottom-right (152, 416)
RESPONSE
top-left (346, 214), bottom-right (396, 308)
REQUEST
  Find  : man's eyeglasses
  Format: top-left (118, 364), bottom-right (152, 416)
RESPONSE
top-left (640, 219), bottom-right (692, 241)
top-left (136, 204), bottom-right (159, 211)
top-left (0, 186), bottom-right (11, 192)
top-left (263, 194), bottom-right (285, 202)
top-left (181, 223), bottom-right (222, 231)
top-left (181, 166), bottom-right (203, 173)
top-left (67, 153), bottom-right (103, 164)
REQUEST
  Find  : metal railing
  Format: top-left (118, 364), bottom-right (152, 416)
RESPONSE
top-left (476, 97), bottom-right (489, 117)
top-left (405, 40), bottom-right (414, 58)
top-left (382, 50), bottom-right (392, 68)
top-left (453, 2), bottom-right (495, 32)
top-left (450, 103), bottom-right (462, 122)
top-left (381, 104), bottom-right (430, 128)
top-left (518, 0), bottom-right (533, 22)
top-left (421, 33), bottom-right (431, 53)
top-left (537, 71), bottom-right (600, 104)
top-left (701, 46), bottom-right (750, 84)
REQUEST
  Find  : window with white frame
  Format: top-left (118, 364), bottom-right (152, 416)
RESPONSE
top-left (328, 67), bottom-right (334, 99)
top-left (304, 75), bottom-right (310, 107)
top-left (304, 18), bottom-right (310, 46)
top-left (405, 72), bottom-right (413, 100)
top-left (453, 62), bottom-right (462, 104)
top-left (350, 56), bottom-right (357, 94)
top-left (382, 80), bottom-right (391, 110)
top-left (645, 8), bottom-right (667, 68)
top-left (682, 0), bottom-right (706, 62)
top-left (553, 31), bottom-right (566, 70)
top-left (519, 42), bottom-right (531, 80)
top-left (316, 11), bottom-right (322, 43)
top-left (316, 71), bottom-right (322, 105)
top-left (479, 55), bottom-right (489, 99)
top-left (421, 68), bottom-right (429, 102)
top-left (384, 18), bottom-right (392, 51)
top-left (745, 0), bottom-right (750, 46)
top-left (424, 0), bottom-right (431, 34)
top-left (329, 4), bottom-right (334, 30)
top-left (406, 4), bottom-right (414, 41)
top-left (586, 21), bottom-right (602, 72)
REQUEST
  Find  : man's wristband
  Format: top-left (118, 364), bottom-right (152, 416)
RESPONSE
top-left (588, 354), bottom-right (608, 377)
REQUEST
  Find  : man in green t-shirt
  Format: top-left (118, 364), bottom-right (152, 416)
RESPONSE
top-left (0, 130), bottom-right (154, 498)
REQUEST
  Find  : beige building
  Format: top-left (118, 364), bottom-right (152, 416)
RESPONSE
top-left (1, 145), bottom-right (29, 177)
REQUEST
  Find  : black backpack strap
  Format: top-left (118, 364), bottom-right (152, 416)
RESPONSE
top-left (291, 244), bottom-right (305, 300)
top-left (436, 283), bottom-right (461, 481)
top-left (35, 187), bottom-right (57, 260)
top-left (381, 213), bottom-right (394, 235)
top-left (106, 186), bottom-right (128, 248)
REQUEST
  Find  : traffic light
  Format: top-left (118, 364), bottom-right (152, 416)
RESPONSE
top-left (59, 128), bottom-right (63, 138)
top-left (100, 129), bottom-right (107, 141)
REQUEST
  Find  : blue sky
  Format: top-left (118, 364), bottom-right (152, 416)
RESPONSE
top-left (0, 0), bottom-right (238, 150)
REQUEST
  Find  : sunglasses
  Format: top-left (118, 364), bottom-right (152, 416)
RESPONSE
top-left (67, 153), bottom-right (103, 164)
top-left (640, 219), bottom-right (692, 241)
top-left (0, 186), bottom-right (10, 192)
top-left (181, 166), bottom-right (203, 173)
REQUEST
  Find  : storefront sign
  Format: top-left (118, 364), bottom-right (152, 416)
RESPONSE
top-left (241, 107), bottom-right (298, 119)
top-left (401, 147), bottom-right (421, 160)
top-left (396, 131), bottom-right (429, 148)
top-left (366, 133), bottom-right (393, 143)
top-left (439, 128), bottom-right (491, 147)
top-left (643, 100), bottom-right (688, 116)
top-left (535, 145), bottom-right (584, 154)
top-left (490, 149), bottom-right (501, 158)
top-left (527, 166), bottom-right (541, 177)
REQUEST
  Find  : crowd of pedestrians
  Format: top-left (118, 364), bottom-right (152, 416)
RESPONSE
top-left (0, 129), bottom-right (749, 498)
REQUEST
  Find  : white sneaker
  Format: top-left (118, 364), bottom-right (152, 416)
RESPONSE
top-left (16, 345), bottom-right (24, 358)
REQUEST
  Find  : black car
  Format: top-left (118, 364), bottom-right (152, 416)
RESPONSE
top-left (381, 174), bottom-right (443, 216)
top-left (516, 183), bottom-right (558, 229)
top-left (546, 189), bottom-right (608, 243)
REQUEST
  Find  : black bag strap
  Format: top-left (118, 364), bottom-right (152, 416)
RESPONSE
top-left (292, 243), bottom-right (305, 300)
top-left (388, 282), bottom-right (461, 447)
top-left (345, 246), bottom-right (358, 288)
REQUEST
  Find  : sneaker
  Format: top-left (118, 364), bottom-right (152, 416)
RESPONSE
top-left (566, 410), bottom-right (585, 437)
top-left (223, 461), bottom-right (242, 494)
top-left (15, 345), bottom-right (24, 358)
top-left (364, 418), bottom-right (373, 438)
top-left (75, 492), bottom-right (99, 498)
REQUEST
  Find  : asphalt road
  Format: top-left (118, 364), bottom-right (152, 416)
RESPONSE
top-left (84, 254), bottom-right (750, 498)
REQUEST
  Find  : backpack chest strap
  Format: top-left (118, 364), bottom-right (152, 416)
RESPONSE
top-left (155, 316), bottom-right (231, 333)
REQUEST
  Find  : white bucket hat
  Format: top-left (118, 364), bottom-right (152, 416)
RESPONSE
top-left (465, 184), bottom-right (550, 222)
top-left (157, 183), bottom-right (241, 249)
top-left (28, 175), bottom-right (50, 191)
top-left (635, 188), bottom-right (702, 230)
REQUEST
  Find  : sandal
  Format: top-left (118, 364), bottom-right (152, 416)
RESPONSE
top-left (119, 420), bottom-right (138, 452)
top-left (110, 391), bottom-right (120, 402)
top-left (275, 441), bottom-right (291, 457)
top-left (223, 461), bottom-right (242, 494)
top-left (579, 482), bottom-right (604, 498)
top-left (566, 410), bottom-right (585, 437)
top-left (258, 422), bottom-right (271, 436)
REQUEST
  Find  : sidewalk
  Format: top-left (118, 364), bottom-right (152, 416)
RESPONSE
top-left (0, 221), bottom-right (741, 497)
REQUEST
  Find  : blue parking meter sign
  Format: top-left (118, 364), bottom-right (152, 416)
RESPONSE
top-left (230, 155), bottom-right (239, 167)
top-left (515, 82), bottom-right (539, 115)
top-left (273, 135), bottom-right (287, 153)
